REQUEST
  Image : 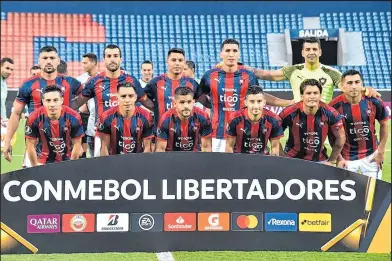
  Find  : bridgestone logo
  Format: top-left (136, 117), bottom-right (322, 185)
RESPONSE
top-left (101, 227), bottom-right (124, 231)
top-left (168, 224), bottom-right (193, 229)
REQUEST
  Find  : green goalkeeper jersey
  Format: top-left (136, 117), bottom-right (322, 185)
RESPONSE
top-left (282, 63), bottom-right (342, 103)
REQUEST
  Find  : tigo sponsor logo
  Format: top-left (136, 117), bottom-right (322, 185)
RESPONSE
top-left (27, 214), bottom-right (60, 233)
top-left (131, 213), bottom-right (163, 232)
top-left (62, 214), bottom-right (95, 233)
top-left (97, 213), bottom-right (129, 232)
top-left (198, 213), bottom-right (229, 231)
top-left (164, 213), bottom-right (196, 231)
top-left (231, 212), bottom-right (263, 231)
top-left (264, 213), bottom-right (297, 232)
top-left (299, 213), bottom-right (331, 232)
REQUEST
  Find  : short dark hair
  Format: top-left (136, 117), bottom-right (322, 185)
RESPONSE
top-left (104, 44), bottom-right (122, 58)
top-left (1, 57), bottom-right (14, 66)
top-left (30, 65), bottom-right (40, 71)
top-left (174, 86), bottom-right (194, 97)
top-left (167, 48), bottom-right (185, 58)
top-left (39, 46), bottom-right (58, 54)
top-left (82, 53), bottom-right (98, 64)
top-left (57, 60), bottom-right (67, 74)
top-left (141, 60), bottom-right (153, 69)
top-left (117, 82), bottom-right (136, 92)
top-left (221, 38), bottom-right (240, 50)
top-left (186, 60), bottom-right (196, 71)
top-left (246, 85), bottom-right (264, 97)
top-left (341, 69), bottom-right (363, 82)
top-left (300, 79), bottom-right (323, 95)
top-left (302, 37), bottom-right (321, 49)
top-left (42, 84), bottom-right (63, 98)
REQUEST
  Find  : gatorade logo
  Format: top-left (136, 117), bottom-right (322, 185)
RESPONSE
top-left (299, 213), bottom-right (331, 232)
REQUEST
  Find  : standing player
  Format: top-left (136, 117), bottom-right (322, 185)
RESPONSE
top-left (226, 85), bottom-right (283, 155)
top-left (25, 85), bottom-right (84, 166)
top-left (329, 70), bottom-right (389, 179)
top-left (3, 46), bottom-right (83, 164)
top-left (1, 57), bottom-right (14, 120)
top-left (156, 86), bottom-right (212, 152)
top-left (98, 83), bottom-right (154, 155)
top-left (77, 53), bottom-right (99, 157)
top-left (30, 65), bottom-right (41, 76)
top-left (144, 48), bottom-right (199, 126)
top-left (279, 79), bottom-right (345, 165)
top-left (184, 60), bottom-right (200, 83)
top-left (139, 60), bottom-right (154, 88)
top-left (195, 39), bottom-right (289, 152)
top-left (71, 44), bottom-right (153, 157)
top-left (247, 37), bottom-right (379, 103)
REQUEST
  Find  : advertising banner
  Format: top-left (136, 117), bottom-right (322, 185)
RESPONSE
top-left (1, 153), bottom-right (391, 254)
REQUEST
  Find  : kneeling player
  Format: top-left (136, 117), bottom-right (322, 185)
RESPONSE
top-left (226, 85), bottom-right (283, 155)
top-left (279, 79), bottom-right (345, 165)
top-left (25, 85), bottom-right (84, 166)
top-left (156, 86), bottom-right (212, 152)
top-left (329, 70), bottom-right (390, 179)
top-left (98, 83), bottom-right (154, 155)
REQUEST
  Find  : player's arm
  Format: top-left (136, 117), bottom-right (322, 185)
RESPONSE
top-left (201, 137), bottom-right (212, 152)
top-left (264, 93), bottom-right (295, 108)
top-left (270, 139), bottom-right (281, 156)
top-left (225, 116), bottom-right (238, 153)
top-left (269, 117), bottom-right (284, 156)
top-left (3, 100), bottom-right (25, 162)
top-left (199, 112), bottom-right (213, 152)
top-left (99, 134), bottom-right (110, 156)
top-left (142, 115), bottom-right (155, 153)
top-left (278, 109), bottom-right (291, 156)
top-left (370, 100), bottom-right (390, 168)
top-left (195, 74), bottom-right (211, 108)
top-left (26, 138), bottom-right (38, 167)
top-left (24, 117), bottom-right (39, 166)
top-left (71, 138), bottom-right (82, 160)
top-left (225, 136), bottom-right (236, 153)
top-left (155, 119), bottom-right (169, 152)
top-left (245, 66), bottom-right (286, 81)
top-left (326, 116), bottom-right (345, 166)
top-left (71, 94), bottom-right (91, 110)
top-left (71, 78), bottom-right (95, 110)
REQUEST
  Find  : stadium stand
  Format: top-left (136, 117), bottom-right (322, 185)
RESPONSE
top-left (0, 10), bottom-right (390, 91)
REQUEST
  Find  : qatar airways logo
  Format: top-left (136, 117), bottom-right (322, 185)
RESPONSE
top-left (349, 121), bottom-right (370, 141)
top-left (119, 136), bottom-right (136, 153)
top-left (303, 132), bottom-right (320, 153)
top-left (244, 137), bottom-right (263, 152)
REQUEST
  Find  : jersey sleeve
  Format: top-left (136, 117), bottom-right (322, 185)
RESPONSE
top-left (249, 71), bottom-right (260, 86)
top-left (157, 118), bottom-right (169, 141)
top-left (71, 114), bottom-right (84, 139)
top-left (270, 116), bottom-right (284, 140)
top-left (278, 107), bottom-right (292, 131)
top-left (131, 75), bottom-right (147, 102)
top-left (226, 114), bottom-right (238, 137)
top-left (323, 67), bottom-right (342, 87)
top-left (373, 98), bottom-right (390, 122)
top-left (69, 77), bottom-right (83, 96)
top-left (97, 115), bottom-right (112, 135)
top-left (25, 114), bottom-right (39, 139)
top-left (199, 114), bottom-right (212, 137)
top-left (328, 108), bottom-right (343, 132)
top-left (144, 79), bottom-right (157, 100)
top-left (195, 73), bottom-right (210, 99)
top-left (81, 77), bottom-right (95, 98)
top-left (142, 115), bottom-right (154, 139)
top-left (190, 78), bottom-right (200, 98)
top-left (281, 65), bottom-right (301, 80)
top-left (15, 82), bottom-right (31, 105)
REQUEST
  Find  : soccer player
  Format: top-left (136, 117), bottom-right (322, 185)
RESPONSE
top-left (226, 85), bottom-right (283, 155)
top-left (247, 37), bottom-right (379, 103)
top-left (139, 60), bottom-right (154, 88)
top-left (57, 60), bottom-right (68, 75)
top-left (1, 57), bottom-right (14, 120)
top-left (71, 44), bottom-right (153, 157)
top-left (279, 79), bottom-right (345, 165)
top-left (77, 53), bottom-right (99, 157)
top-left (156, 86), bottom-right (212, 152)
top-left (30, 65), bottom-right (41, 76)
top-left (25, 85), bottom-right (84, 166)
top-left (98, 82), bottom-right (154, 155)
top-left (144, 48), bottom-right (199, 126)
top-left (184, 60), bottom-right (200, 83)
top-left (3, 46), bottom-right (83, 163)
top-left (329, 70), bottom-right (389, 179)
top-left (195, 39), bottom-right (289, 152)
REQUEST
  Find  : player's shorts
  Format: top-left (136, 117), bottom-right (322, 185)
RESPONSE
top-left (212, 138), bottom-right (226, 153)
top-left (345, 151), bottom-right (383, 180)
top-left (86, 135), bottom-right (95, 157)
top-left (94, 134), bottom-right (101, 157)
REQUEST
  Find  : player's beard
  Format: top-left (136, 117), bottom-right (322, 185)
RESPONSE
top-left (43, 66), bottom-right (56, 74)
top-left (180, 109), bottom-right (191, 118)
top-left (106, 63), bottom-right (120, 72)
top-left (1, 72), bottom-right (10, 79)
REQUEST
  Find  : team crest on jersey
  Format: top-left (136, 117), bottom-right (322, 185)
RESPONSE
top-left (239, 78), bottom-right (244, 86)
top-left (319, 121), bottom-right (325, 127)
top-left (366, 109), bottom-right (372, 115)
top-left (319, 77), bottom-right (327, 86)
top-left (25, 126), bottom-right (32, 135)
top-left (98, 122), bottom-right (104, 131)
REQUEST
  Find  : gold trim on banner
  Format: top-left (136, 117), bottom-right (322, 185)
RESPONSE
top-left (0, 222), bottom-right (38, 254)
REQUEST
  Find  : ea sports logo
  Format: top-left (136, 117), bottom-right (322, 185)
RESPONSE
top-left (139, 214), bottom-right (155, 231)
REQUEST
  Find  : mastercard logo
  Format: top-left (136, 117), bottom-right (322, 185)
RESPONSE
top-left (231, 212), bottom-right (263, 231)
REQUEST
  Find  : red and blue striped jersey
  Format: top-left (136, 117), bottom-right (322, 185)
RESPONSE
top-left (81, 71), bottom-right (146, 122)
top-left (16, 73), bottom-right (83, 113)
top-left (25, 105), bottom-right (84, 164)
top-left (195, 68), bottom-right (259, 139)
top-left (329, 94), bottom-right (390, 160)
top-left (157, 107), bottom-right (212, 151)
top-left (144, 74), bottom-right (199, 125)
top-left (279, 101), bottom-right (343, 162)
top-left (97, 106), bottom-right (154, 155)
top-left (226, 108), bottom-right (284, 154)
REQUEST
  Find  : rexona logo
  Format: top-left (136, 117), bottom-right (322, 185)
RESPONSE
top-left (264, 213), bottom-right (297, 232)
top-left (27, 214), bottom-right (60, 233)
top-left (231, 212), bottom-right (263, 231)
top-left (131, 213), bottom-right (163, 232)
top-left (164, 213), bottom-right (196, 231)
top-left (299, 213), bottom-right (331, 232)
top-left (198, 213), bottom-right (230, 231)
top-left (96, 213), bottom-right (129, 232)
top-left (62, 214), bottom-right (95, 233)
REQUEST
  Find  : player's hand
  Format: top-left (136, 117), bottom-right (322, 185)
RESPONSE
top-left (370, 151), bottom-right (384, 170)
top-left (3, 141), bottom-right (12, 162)
top-left (323, 161), bottom-right (335, 167)
top-left (363, 87), bottom-right (381, 98)
top-left (336, 159), bottom-right (348, 169)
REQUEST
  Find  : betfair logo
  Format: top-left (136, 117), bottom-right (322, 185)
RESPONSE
top-left (299, 213), bottom-right (331, 232)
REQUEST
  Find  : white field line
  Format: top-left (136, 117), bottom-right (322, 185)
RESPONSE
top-left (156, 252), bottom-right (175, 261)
